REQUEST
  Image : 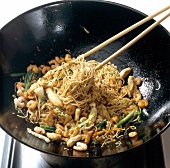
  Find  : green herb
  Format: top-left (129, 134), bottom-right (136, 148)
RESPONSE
top-left (40, 125), bottom-right (56, 132)
top-left (10, 73), bottom-right (26, 77)
top-left (115, 110), bottom-right (135, 127)
top-left (97, 119), bottom-right (107, 129)
top-left (35, 70), bottom-right (42, 80)
top-left (24, 71), bottom-right (33, 91)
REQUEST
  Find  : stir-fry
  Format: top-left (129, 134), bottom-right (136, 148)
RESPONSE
top-left (13, 54), bottom-right (148, 151)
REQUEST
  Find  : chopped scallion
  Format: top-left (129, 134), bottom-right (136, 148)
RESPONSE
top-left (97, 119), bottom-right (107, 129)
top-left (24, 71), bottom-right (33, 91)
top-left (10, 73), bottom-right (26, 77)
top-left (40, 125), bottom-right (56, 132)
top-left (115, 110), bottom-right (135, 127)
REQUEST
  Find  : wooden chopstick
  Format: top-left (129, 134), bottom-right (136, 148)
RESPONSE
top-left (95, 11), bottom-right (170, 70)
top-left (81, 5), bottom-right (170, 58)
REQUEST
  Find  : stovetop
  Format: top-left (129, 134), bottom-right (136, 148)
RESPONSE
top-left (0, 127), bottom-right (166, 168)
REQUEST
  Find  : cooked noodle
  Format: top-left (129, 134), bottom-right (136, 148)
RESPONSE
top-left (13, 54), bottom-right (148, 150)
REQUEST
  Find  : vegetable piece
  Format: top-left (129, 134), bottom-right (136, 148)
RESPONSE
top-left (115, 110), bottom-right (135, 127)
top-left (34, 86), bottom-right (46, 101)
top-left (40, 125), bottom-right (56, 132)
top-left (88, 103), bottom-right (98, 125)
top-left (24, 71), bottom-right (33, 91)
top-left (78, 117), bottom-right (88, 128)
top-left (97, 119), bottom-right (107, 129)
top-left (35, 70), bottom-right (42, 80)
top-left (10, 73), bottom-right (26, 77)
top-left (46, 88), bottom-right (63, 107)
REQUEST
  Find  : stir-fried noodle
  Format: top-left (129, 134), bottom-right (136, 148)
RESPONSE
top-left (13, 54), bottom-right (148, 151)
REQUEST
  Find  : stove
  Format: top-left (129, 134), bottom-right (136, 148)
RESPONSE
top-left (0, 127), bottom-right (168, 168)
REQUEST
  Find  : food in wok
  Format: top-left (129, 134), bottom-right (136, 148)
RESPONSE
top-left (13, 53), bottom-right (149, 151)
top-left (0, 2), bottom-right (170, 165)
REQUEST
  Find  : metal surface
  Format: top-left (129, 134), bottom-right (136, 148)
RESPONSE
top-left (0, 128), bottom-right (51, 168)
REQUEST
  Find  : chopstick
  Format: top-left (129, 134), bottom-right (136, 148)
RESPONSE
top-left (95, 11), bottom-right (170, 70)
top-left (81, 5), bottom-right (170, 59)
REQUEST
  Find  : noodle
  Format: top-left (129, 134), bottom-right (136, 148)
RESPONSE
top-left (13, 54), bottom-right (148, 151)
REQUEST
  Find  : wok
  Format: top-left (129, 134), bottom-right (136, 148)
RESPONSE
top-left (0, 0), bottom-right (170, 167)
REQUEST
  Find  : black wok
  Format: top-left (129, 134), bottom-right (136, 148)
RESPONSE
top-left (0, 1), bottom-right (170, 167)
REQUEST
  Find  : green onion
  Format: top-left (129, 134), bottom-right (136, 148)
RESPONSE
top-left (10, 73), bottom-right (26, 77)
top-left (24, 71), bottom-right (33, 91)
top-left (97, 119), bottom-right (107, 129)
top-left (115, 110), bottom-right (135, 127)
top-left (40, 125), bottom-right (56, 132)
top-left (35, 70), bottom-right (42, 80)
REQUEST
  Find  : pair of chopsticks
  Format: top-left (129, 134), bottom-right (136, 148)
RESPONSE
top-left (81, 5), bottom-right (170, 70)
